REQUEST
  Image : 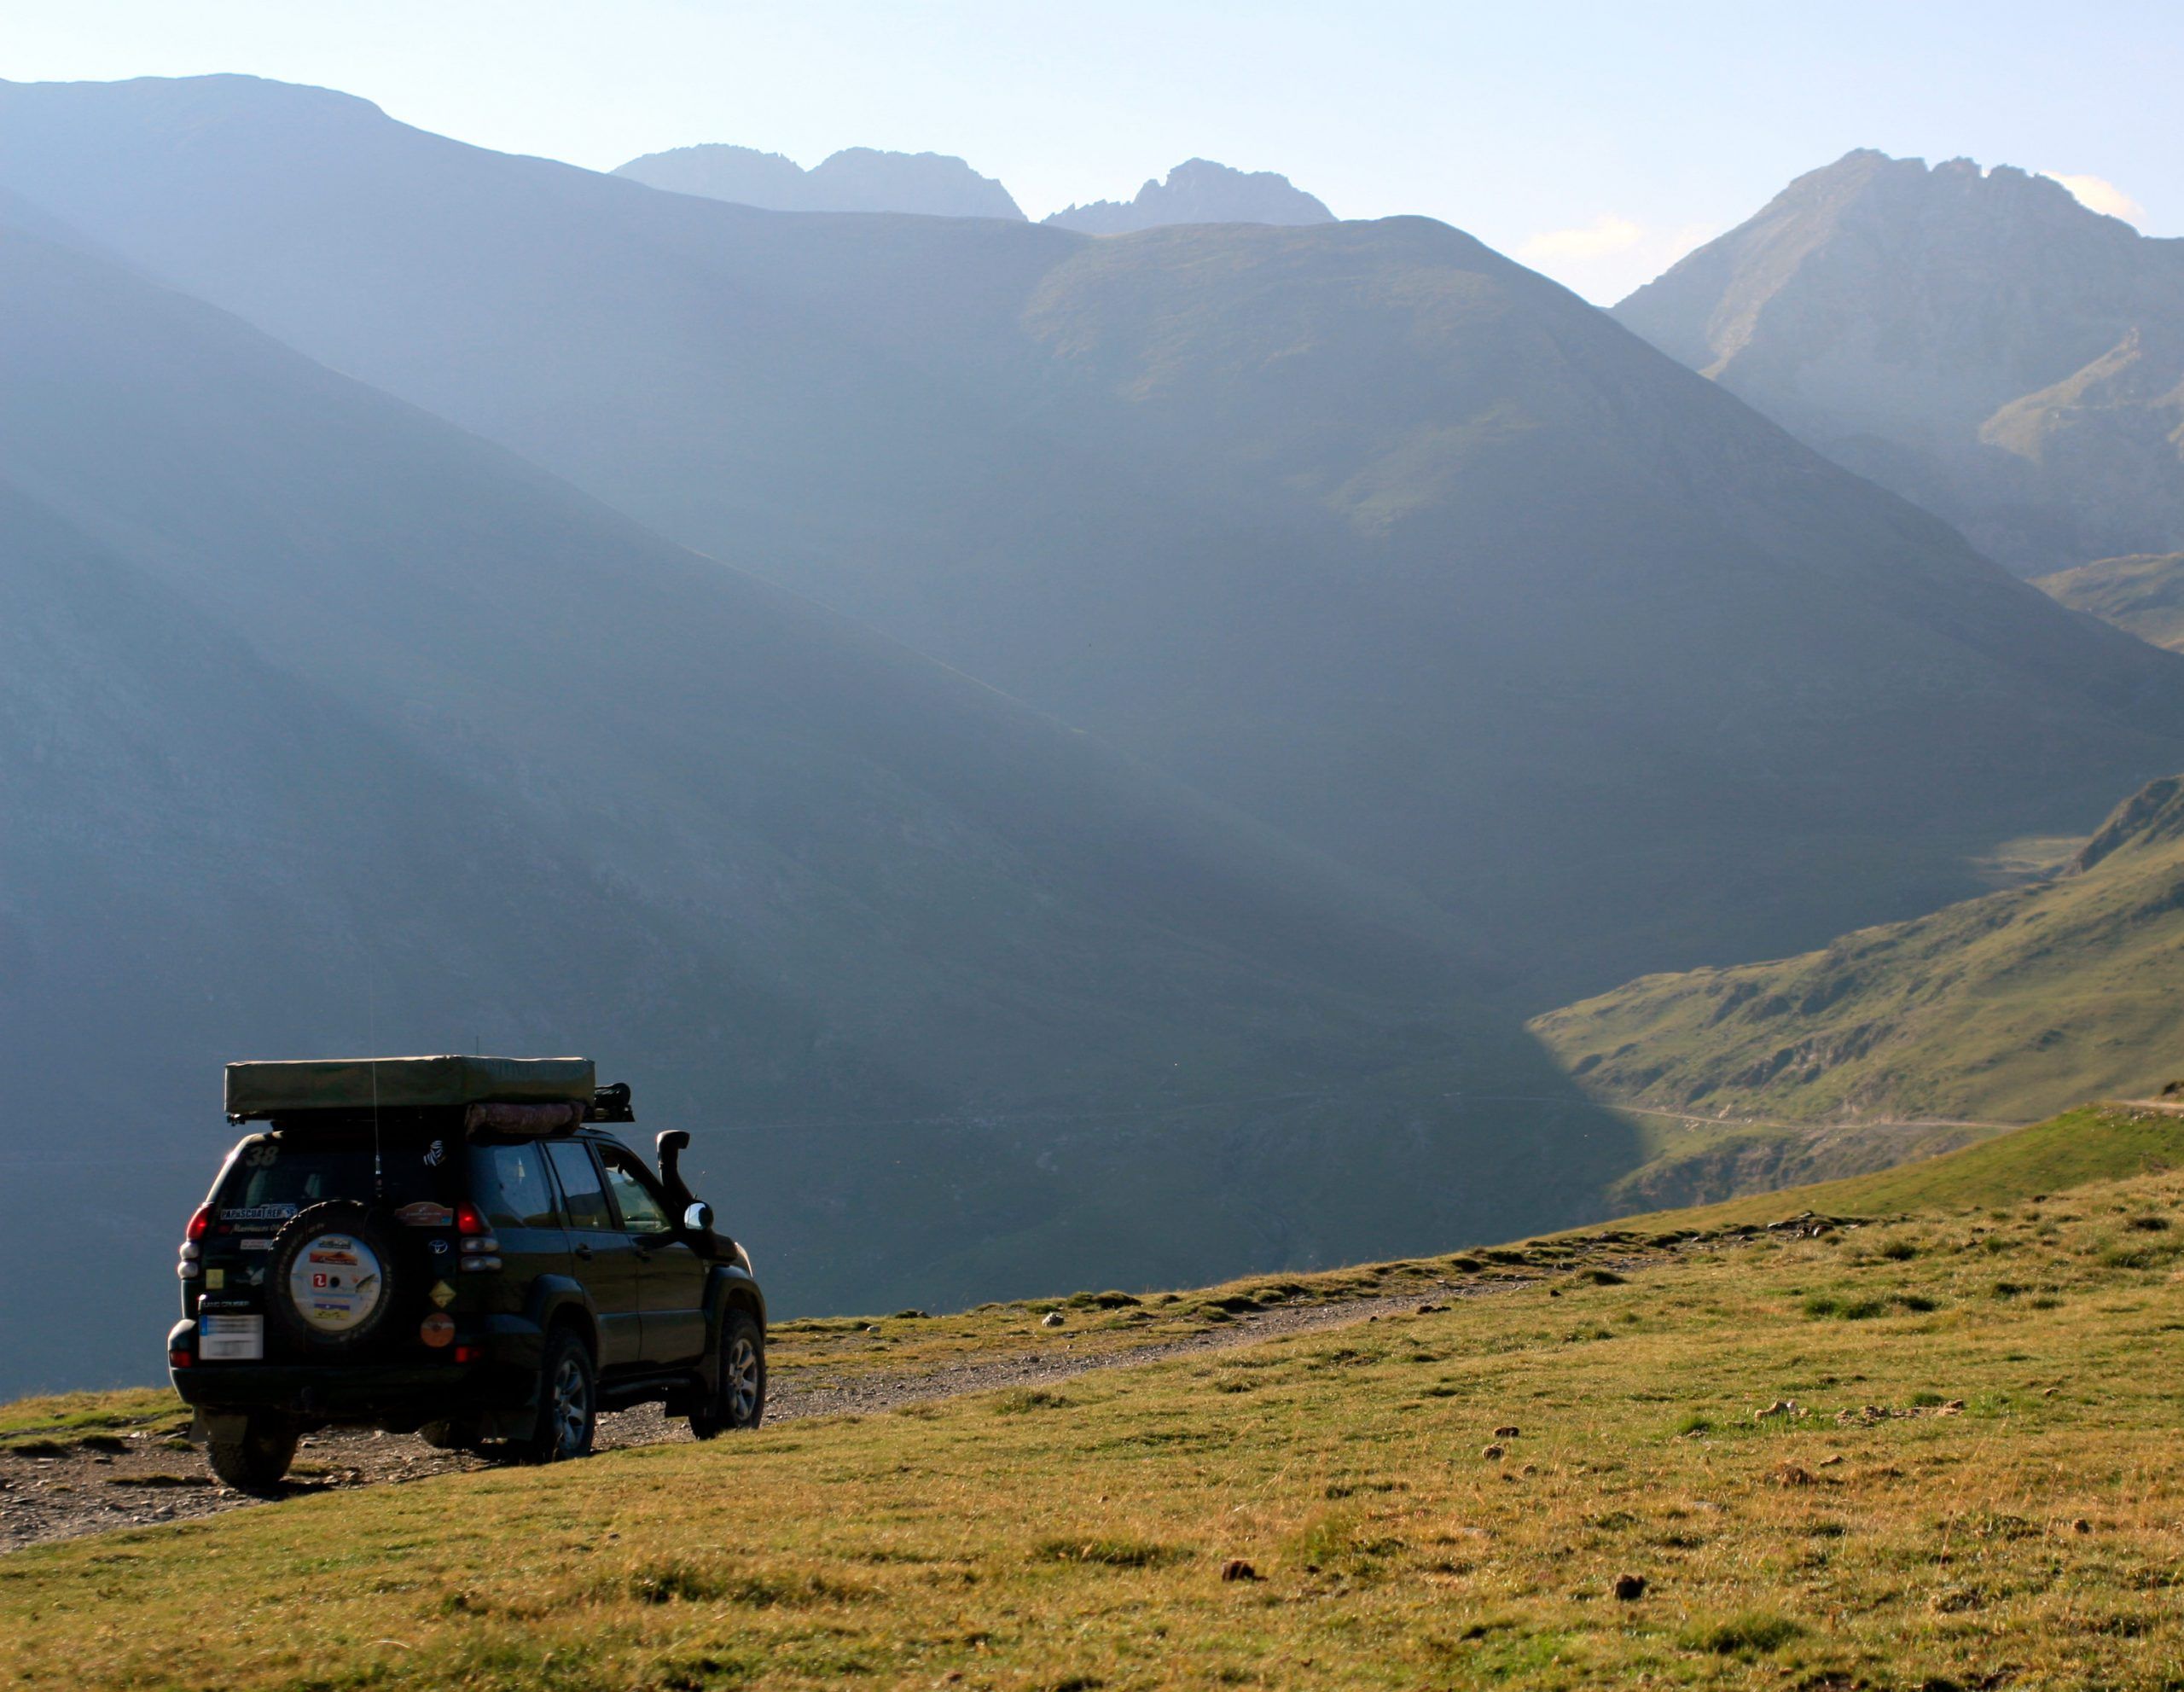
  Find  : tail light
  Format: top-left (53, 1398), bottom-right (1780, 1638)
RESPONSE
top-left (186, 1203), bottom-right (212, 1242)
top-left (455, 1200), bottom-right (489, 1236)
top-left (452, 1343), bottom-right (485, 1364)
top-left (169, 1345), bottom-right (193, 1369)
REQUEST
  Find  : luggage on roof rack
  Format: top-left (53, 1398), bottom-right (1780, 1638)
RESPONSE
top-left (224, 1055), bottom-right (596, 1120)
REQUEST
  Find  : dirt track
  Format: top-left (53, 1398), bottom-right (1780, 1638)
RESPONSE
top-left (1, 1281), bottom-right (1512, 1555)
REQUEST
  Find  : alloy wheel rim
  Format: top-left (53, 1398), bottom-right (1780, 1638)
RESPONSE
top-left (729, 1337), bottom-right (759, 1422)
top-left (552, 1355), bottom-right (590, 1454)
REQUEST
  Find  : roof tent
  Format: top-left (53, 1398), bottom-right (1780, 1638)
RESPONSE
top-left (225, 1055), bottom-right (596, 1119)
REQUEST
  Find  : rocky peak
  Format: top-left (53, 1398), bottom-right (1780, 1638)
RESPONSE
top-left (613, 143), bottom-right (1024, 220)
top-left (1043, 159), bottom-right (1334, 234)
top-left (1614, 148), bottom-right (2184, 574)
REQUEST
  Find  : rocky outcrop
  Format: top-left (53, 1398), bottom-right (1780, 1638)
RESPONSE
top-left (1616, 150), bottom-right (2184, 575)
top-left (1043, 159), bottom-right (1333, 233)
top-left (614, 143), bottom-right (1024, 220)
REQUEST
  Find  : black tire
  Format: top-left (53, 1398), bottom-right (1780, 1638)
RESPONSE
top-left (418, 1418), bottom-right (485, 1452)
top-left (690, 1309), bottom-right (766, 1439)
top-left (206, 1411), bottom-right (299, 1495)
top-left (516, 1326), bottom-right (596, 1463)
top-left (264, 1200), bottom-right (404, 1353)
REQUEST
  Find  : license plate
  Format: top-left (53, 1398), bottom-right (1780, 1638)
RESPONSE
top-left (199, 1314), bottom-right (264, 1361)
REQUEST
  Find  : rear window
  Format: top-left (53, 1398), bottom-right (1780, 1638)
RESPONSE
top-left (213, 1130), bottom-right (460, 1228)
top-left (472, 1142), bottom-right (564, 1230)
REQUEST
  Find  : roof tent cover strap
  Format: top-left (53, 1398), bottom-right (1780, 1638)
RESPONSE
top-left (224, 1055), bottom-right (596, 1119)
top-left (464, 1101), bottom-right (586, 1137)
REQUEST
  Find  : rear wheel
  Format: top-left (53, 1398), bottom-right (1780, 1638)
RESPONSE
top-left (206, 1411), bottom-right (299, 1495)
top-left (516, 1327), bottom-right (596, 1463)
top-left (690, 1310), bottom-right (765, 1438)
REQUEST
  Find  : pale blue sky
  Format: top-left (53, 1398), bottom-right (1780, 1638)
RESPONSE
top-left (9, 1), bottom-right (2176, 300)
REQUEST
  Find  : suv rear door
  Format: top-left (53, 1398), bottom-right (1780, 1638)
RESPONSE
top-left (597, 1143), bottom-right (707, 1367)
top-left (543, 1139), bottom-right (644, 1371)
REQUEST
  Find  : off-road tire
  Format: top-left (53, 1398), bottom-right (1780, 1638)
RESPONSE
top-left (264, 1200), bottom-right (404, 1353)
top-left (689, 1309), bottom-right (765, 1439)
top-left (517, 1326), bottom-right (596, 1463)
top-left (206, 1411), bottom-right (299, 1495)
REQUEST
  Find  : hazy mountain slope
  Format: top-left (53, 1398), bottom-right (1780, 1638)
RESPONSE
top-left (2036, 554), bottom-right (2184, 652)
top-left (0, 475), bottom-right (735, 1398)
top-left (614, 142), bottom-right (1024, 219)
top-left (1043, 158), bottom-right (1333, 232)
top-left (0, 206), bottom-right (1640, 1396)
top-left (1531, 776), bottom-right (2184, 1125)
top-left (9, 77), bottom-right (2184, 1008)
top-left (1617, 150), bottom-right (2184, 575)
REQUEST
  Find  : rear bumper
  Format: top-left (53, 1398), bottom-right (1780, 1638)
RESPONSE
top-left (169, 1315), bottom-right (543, 1427)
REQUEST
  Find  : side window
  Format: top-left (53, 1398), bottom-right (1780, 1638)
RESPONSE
top-left (601, 1151), bottom-right (671, 1236)
top-left (545, 1142), bottom-right (613, 1232)
top-left (476, 1143), bottom-right (561, 1230)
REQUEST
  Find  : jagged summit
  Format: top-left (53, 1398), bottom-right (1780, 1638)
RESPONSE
top-left (613, 142), bottom-right (1025, 220)
top-left (1043, 159), bottom-right (1333, 233)
top-left (1616, 148), bottom-right (2184, 575)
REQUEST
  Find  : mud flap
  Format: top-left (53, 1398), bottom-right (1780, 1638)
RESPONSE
top-left (189, 1410), bottom-right (250, 1449)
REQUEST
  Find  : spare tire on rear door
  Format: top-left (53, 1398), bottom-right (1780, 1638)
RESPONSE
top-left (265, 1200), bottom-right (404, 1352)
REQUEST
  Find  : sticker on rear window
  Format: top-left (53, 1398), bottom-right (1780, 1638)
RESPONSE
top-left (220, 1204), bottom-right (297, 1224)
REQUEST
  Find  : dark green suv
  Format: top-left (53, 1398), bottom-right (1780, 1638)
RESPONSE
top-left (168, 1056), bottom-right (765, 1492)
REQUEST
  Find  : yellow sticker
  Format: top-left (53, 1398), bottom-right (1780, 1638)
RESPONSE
top-left (430, 1281), bottom-right (456, 1309)
top-left (206, 1268), bottom-right (226, 1291)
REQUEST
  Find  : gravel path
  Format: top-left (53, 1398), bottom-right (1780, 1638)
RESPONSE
top-left (0, 1279), bottom-right (1517, 1555)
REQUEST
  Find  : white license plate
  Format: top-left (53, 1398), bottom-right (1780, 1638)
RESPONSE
top-left (199, 1314), bottom-right (264, 1361)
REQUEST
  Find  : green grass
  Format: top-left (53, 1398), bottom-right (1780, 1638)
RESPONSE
top-left (11, 1122), bottom-right (2184, 1687)
top-left (0, 1388), bottom-right (190, 1452)
top-left (1531, 773), bottom-right (2184, 1125)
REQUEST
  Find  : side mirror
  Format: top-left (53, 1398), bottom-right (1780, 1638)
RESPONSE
top-left (682, 1201), bottom-right (714, 1233)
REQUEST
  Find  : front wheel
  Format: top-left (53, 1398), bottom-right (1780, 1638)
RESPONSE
top-left (690, 1310), bottom-right (765, 1439)
top-left (516, 1327), bottom-right (597, 1463)
top-left (206, 1411), bottom-right (299, 1495)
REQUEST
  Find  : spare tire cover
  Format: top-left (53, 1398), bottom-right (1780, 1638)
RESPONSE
top-left (268, 1201), bottom-right (401, 1349)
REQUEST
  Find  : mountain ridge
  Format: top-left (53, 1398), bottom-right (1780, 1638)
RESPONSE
top-left (614, 142), bottom-right (1025, 219)
top-left (1616, 148), bottom-right (2184, 575)
top-left (0, 195), bottom-right (1632, 1397)
top-left (9, 75), bottom-right (2184, 1008)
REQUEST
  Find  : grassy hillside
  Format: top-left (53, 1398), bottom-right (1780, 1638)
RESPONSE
top-left (2038, 552), bottom-right (2184, 652)
top-left (1611, 1104), bottom-right (2184, 1231)
top-left (1532, 775), bottom-right (2184, 1125)
top-left (9, 1114), bottom-right (2184, 1688)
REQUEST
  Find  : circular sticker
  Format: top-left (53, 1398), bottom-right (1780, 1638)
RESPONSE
top-left (287, 1232), bottom-right (386, 1334)
top-left (419, 1312), bottom-right (456, 1348)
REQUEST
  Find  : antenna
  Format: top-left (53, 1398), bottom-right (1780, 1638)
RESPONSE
top-left (368, 972), bottom-right (385, 1204)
